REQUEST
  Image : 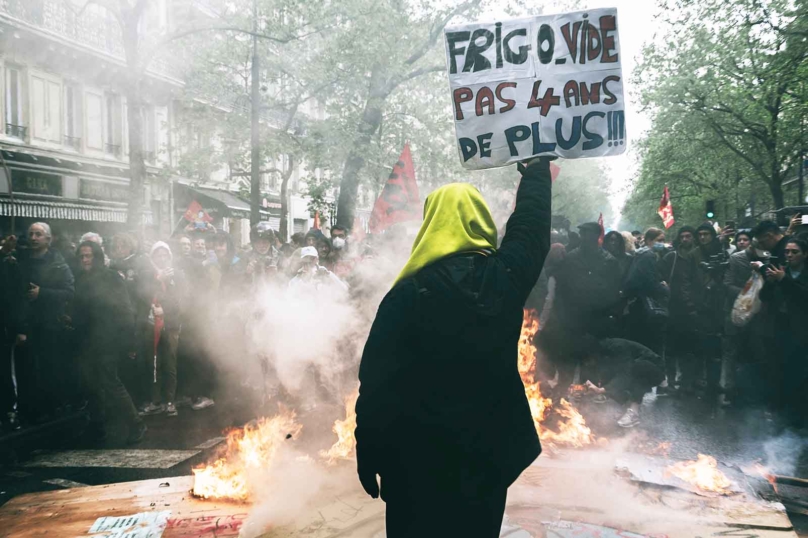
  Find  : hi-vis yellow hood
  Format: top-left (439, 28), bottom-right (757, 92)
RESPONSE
top-left (393, 183), bottom-right (497, 286)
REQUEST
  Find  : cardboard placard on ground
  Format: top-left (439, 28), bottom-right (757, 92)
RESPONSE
top-left (444, 8), bottom-right (626, 169)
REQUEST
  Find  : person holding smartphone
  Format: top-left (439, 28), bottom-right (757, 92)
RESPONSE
top-left (760, 238), bottom-right (808, 422)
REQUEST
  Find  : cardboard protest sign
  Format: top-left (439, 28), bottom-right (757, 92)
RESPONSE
top-left (444, 8), bottom-right (626, 169)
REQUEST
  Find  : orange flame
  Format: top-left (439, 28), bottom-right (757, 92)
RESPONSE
top-left (665, 454), bottom-right (733, 494)
top-left (752, 463), bottom-right (779, 494)
top-left (320, 389), bottom-right (359, 464)
top-left (192, 408), bottom-right (302, 501)
top-left (518, 309), bottom-right (595, 448)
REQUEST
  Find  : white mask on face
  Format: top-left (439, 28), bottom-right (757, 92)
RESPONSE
top-left (332, 237), bottom-right (346, 250)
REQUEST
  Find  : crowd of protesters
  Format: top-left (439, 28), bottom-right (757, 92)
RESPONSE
top-left (1, 209), bottom-right (806, 441)
top-left (532, 214), bottom-right (808, 429)
top-left (0, 221), bottom-right (357, 441)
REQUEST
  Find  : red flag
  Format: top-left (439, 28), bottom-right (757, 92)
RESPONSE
top-left (369, 143), bottom-right (420, 233)
top-left (658, 186), bottom-right (675, 229)
top-left (598, 212), bottom-right (605, 246)
top-left (313, 211), bottom-right (320, 230)
top-left (183, 199), bottom-right (212, 223)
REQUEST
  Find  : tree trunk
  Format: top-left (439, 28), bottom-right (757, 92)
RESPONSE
top-left (121, 6), bottom-right (146, 231)
top-left (279, 154), bottom-right (296, 242)
top-left (769, 177), bottom-right (785, 209)
top-left (250, 37), bottom-right (262, 227)
top-left (335, 68), bottom-right (387, 230)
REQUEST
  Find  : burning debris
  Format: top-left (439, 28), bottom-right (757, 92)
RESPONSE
top-left (664, 454), bottom-right (734, 495)
top-left (320, 389), bottom-right (359, 464)
top-left (192, 408), bottom-right (303, 501)
top-left (518, 309), bottom-right (595, 449)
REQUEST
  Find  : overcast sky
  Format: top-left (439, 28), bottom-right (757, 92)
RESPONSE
top-left (485, 0), bottom-right (664, 227)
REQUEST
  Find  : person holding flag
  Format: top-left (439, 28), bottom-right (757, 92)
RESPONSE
top-left (355, 157), bottom-right (553, 537)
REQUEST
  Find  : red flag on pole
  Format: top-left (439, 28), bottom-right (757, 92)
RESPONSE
top-left (183, 199), bottom-right (212, 223)
top-left (598, 212), bottom-right (605, 246)
top-left (313, 211), bottom-right (321, 230)
top-left (369, 143), bottom-right (420, 234)
top-left (658, 186), bottom-right (675, 229)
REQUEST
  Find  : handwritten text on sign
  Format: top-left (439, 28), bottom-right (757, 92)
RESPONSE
top-left (444, 8), bottom-right (626, 169)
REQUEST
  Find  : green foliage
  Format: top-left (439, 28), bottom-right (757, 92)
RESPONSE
top-left (623, 0), bottom-right (808, 230)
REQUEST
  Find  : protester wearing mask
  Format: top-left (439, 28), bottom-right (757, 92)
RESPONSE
top-left (659, 226), bottom-right (698, 393)
top-left (73, 241), bottom-right (145, 444)
top-left (139, 242), bottom-right (185, 418)
top-left (760, 238), bottom-right (808, 421)
top-left (355, 158), bottom-right (553, 538)
top-left (289, 247), bottom-right (347, 292)
top-left (624, 228), bottom-right (669, 353)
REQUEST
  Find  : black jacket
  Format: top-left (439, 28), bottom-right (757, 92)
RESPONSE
top-left (73, 268), bottom-right (136, 356)
top-left (624, 247), bottom-right (667, 302)
top-left (355, 160), bottom-right (551, 494)
top-left (554, 247), bottom-right (622, 323)
top-left (660, 247), bottom-right (698, 326)
top-left (10, 249), bottom-right (74, 334)
top-left (760, 266), bottom-right (808, 347)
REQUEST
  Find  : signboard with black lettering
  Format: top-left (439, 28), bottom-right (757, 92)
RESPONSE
top-left (444, 8), bottom-right (625, 169)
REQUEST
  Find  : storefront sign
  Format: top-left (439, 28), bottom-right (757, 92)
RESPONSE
top-left (11, 169), bottom-right (62, 196)
top-left (80, 179), bottom-right (130, 203)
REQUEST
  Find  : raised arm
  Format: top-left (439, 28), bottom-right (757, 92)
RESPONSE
top-left (497, 158), bottom-right (553, 301)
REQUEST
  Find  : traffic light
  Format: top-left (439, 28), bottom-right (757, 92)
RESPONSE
top-left (705, 200), bottom-right (716, 219)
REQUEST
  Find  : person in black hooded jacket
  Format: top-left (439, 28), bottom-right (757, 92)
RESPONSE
top-left (73, 241), bottom-right (146, 444)
top-left (355, 158), bottom-right (552, 538)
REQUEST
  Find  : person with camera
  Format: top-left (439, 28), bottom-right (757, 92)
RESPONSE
top-left (688, 224), bottom-right (728, 399)
top-left (244, 224), bottom-right (281, 288)
top-left (288, 247), bottom-right (347, 293)
top-left (759, 238), bottom-right (808, 421)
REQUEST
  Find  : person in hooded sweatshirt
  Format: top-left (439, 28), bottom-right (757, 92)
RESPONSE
top-left (73, 240), bottom-right (146, 444)
top-left (139, 242), bottom-right (186, 418)
top-left (355, 157), bottom-right (553, 538)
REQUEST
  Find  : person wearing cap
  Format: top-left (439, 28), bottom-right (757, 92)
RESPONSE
top-left (539, 220), bottom-right (621, 398)
top-left (355, 157), bottom-right (553, 538)
top-left (288, 246), bottom-right (347, 292)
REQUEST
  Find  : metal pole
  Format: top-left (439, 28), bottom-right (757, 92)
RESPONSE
top-left (0, 149), bottom-right (15, 234)
top-left (249, 0), bottom-right (261, 227)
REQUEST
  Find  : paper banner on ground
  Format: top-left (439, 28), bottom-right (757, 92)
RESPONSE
top-left (444, 8), bottom-right (626, 169)
top-left (89, 511), bottom-right (171, 538)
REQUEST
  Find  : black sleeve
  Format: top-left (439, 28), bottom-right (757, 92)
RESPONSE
top-left (37, 262), bottom-right (75, 308)
top-left (497, 159), bottom-right (553, 301)
top-left (624, 252), bottom-right (655, 298)
top-left (355, 283), bottom-right (417, 469)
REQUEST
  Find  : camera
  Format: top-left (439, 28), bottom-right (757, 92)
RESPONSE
top-left (758, 256), bottom-right (779, 276)
top-left (699, 254), bottom-right (729, 273)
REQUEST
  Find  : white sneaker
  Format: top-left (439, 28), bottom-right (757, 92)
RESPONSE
top-left (191, 397), bottom-right (215, 411)
top-left (617, 408), bottom-right (641, 428)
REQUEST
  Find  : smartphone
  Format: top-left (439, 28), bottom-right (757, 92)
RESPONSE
top-left (725, 220), bottom-right (736, 230)
top-left (802, 215), bottom-right (808, 225)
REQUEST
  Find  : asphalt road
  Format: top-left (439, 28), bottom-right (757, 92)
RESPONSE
top-left (2, 388), bottom-right (808, 533)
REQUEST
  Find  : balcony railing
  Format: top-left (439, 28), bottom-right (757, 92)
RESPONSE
top-left (0, 0), bottom-right (175, 78)
top-left (64, 135), bottom-right (81, 150)
top-left (105, 143), bottom-right (121, 158)
top-left (5, 123), bottom-right (27, 139)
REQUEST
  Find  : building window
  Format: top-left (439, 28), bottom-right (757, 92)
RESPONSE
top-left (4, 66), bottom-right (25, 138)
top-left (141, 105), bottom-right (156, 162)
top-left (85, 91), bottom-right (104, 151)
top-left (64, 85), bottom-right (82, 150)
top-left (105, 92), bottom-right (122, 157)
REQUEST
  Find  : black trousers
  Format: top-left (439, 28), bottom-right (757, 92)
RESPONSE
top-left (84, 348), bottom-right (142, 432)
top-left (381, 465), bottom-right (508, 538)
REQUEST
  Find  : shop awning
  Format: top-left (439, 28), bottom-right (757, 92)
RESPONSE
top-left (177, 183), bottom-right (278, 220)
top-left (0, 198), bottom-right (138, 223)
